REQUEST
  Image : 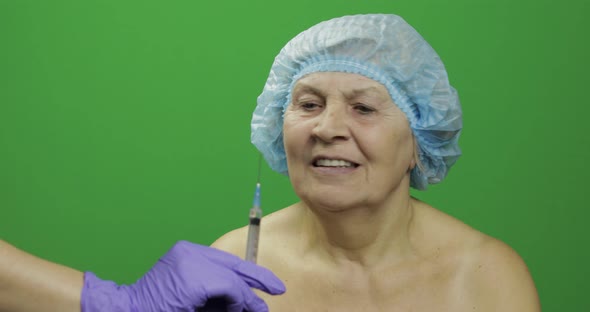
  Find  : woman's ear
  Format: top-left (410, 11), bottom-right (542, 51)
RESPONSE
top-left (410, 136), bottom-right (420, 171)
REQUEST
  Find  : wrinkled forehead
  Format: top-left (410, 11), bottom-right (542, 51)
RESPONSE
top-left (291, 71), bottom-right (392, 99)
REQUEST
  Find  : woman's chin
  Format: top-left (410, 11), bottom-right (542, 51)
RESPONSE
top-left (301, 191), bottom-right (365, 213)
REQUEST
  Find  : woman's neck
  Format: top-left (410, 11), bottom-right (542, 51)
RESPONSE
top-left (298, 187), bottom-right (417, 269)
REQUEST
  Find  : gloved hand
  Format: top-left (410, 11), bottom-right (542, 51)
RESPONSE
top-left (81, 240), bottom-right (285, 312)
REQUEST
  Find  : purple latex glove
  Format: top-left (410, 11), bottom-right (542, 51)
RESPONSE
top-left (81, 240), bottom-right (285, 312)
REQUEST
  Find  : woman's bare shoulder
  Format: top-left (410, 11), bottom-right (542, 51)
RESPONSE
top-left (210, 204), bottom-right (299, 257)
top-left (418, 200), bottom-right (539, 311)
top-left (210, 225), bottom-right (248, 257)
top-left (412, 197), bottom-right (485, 250)
top-left (413, 199), bottom-right (540, 311)
top-left (460, 235), bottom-right (541, 311)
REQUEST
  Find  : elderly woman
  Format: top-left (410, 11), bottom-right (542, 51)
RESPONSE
top-left (213, 14), bottom-right (539, 311)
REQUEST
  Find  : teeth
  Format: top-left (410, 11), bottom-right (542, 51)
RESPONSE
top-left (315, 159), bottom-right (355, 167)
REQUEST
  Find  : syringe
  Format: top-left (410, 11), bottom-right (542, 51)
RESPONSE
top-left (245, 182), bottom-right (261, 262)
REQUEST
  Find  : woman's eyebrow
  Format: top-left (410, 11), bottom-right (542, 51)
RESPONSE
top-left (292, 84), bottom-right (326, 98)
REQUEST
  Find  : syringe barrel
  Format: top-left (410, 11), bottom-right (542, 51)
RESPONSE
top-left (246, 183), bottom-right (262, 262)
top-left (245, 218), bottom-right (260, 262)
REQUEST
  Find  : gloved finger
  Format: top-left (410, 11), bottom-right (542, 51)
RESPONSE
top-left (233, 261), bottom-right (286, 295)
top-left (196, 298), bottom-right (230, 312)
top-left (241, 290), bottom-right (269, 312)
top-left (225, 280), bottom-right (269, 312)
top-left (203, 271), bottom-right (246, 306)
top-left (203, 275), bottom-right (269, 312)
top-left (200, 246), bottom-right (286, 295)
top-left (199, 295), bottom-right (267, 312)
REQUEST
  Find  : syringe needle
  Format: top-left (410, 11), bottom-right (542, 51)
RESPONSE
top-left (257, 153), bottom-right (262, 183)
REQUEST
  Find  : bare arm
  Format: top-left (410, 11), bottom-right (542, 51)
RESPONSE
top-left (0, 240), bottom-right (82, 312)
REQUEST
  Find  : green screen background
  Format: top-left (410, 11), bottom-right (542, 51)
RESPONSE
top-left (1, 0), bottom-right (588, 310)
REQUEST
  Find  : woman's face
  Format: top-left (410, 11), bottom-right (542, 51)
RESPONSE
top-left (283, 72), bottom-right (415, 211)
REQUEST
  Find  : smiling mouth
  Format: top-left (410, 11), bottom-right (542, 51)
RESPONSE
top-left (313, 158), bottom-right (359, 168)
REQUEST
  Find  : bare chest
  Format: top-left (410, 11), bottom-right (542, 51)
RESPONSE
top-left (259, 260), bottom-right (471, 312)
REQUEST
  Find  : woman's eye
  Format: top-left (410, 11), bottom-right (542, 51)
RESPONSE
top-left (301, 102), bottom-right (320, 111)
top-left (354, 104), bottom-right (376, 114)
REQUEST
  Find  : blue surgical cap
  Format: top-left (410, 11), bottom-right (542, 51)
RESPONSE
top-left (251, 14), bottom-right (462, 190)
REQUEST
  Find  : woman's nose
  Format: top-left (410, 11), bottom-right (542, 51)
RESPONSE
top-left (311, 105), bottom-right (350, 143)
